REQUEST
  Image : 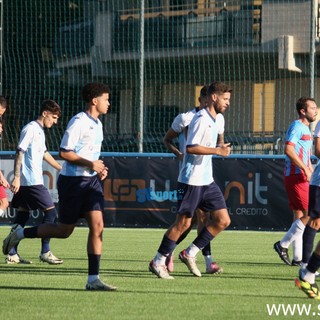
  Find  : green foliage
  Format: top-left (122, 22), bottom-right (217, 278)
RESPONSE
top-left (0, 227), bottom-right (317, 320)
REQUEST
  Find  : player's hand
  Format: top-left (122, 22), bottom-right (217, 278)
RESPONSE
top-left (98, 167), bottom-right (109, 181)
top-left (219, 143), bottom-right (231, 157)
top-left (304, 167), bottom-right (313, 182)
top-left (0, 172), bottom-right (10, 188)
top-left (10, 177), bottom-right (20, 194)
top-left (92, 159), bottom-right (106, 174)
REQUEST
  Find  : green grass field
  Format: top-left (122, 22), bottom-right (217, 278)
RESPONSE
top-left (0, 227), bottom-right (319, 320)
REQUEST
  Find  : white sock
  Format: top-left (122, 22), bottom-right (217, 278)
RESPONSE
top-left (186, 244), bottom-right (200, 257)
top-left (88, 275), bottom-right (99, 283)
top-left (292, 235), bottom-right (303, 262)
top-left (302, 268), bottom-right (316, 284)
top-left (0, 209), bottom-right (4, 217)
top-left (280, 219), bottom-right (305, 249)
top-left (204, 255), bottom-right (214, 268)
top-left (153, 252), bottom-right (166, 265)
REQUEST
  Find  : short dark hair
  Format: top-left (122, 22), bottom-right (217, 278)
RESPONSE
top-left (40, 100), bottom-right (61, 117)
top-left (200, 85), bottom-right (209, 97)
top-left (0, 96), bottom-right (7, 109)
top-left (207, 81), bottom-right (232, 96)
top-left (81, 82), bottom-right (110, 103)
top-left (296, 97), bottom-right (316, 115)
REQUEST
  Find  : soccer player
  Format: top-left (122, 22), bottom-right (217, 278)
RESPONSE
top-left (163, 85), bottom-right (224, 274)
top-left (3, 82), bottom-right (116, 291)
top-left (149, 81), bottom-right (232, 279)
top-left (274, 97), bottom-right (317, 266)
top-left (6, 99), bottom-right (63, 265)
top-left (0, 96), bottom-right (10, 218)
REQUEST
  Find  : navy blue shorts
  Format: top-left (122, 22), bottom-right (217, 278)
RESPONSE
top-left (57, 175), bottom-right (104, 224)
top-left (177, 182), bottom-right (227, 218)
top-left (308, 185), bottom-right (320, 218)
top-left (11, 185), bottom-right (54, 210)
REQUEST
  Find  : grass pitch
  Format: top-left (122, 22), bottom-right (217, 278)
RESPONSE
top-left (0, 227), bottom-right (318, 320)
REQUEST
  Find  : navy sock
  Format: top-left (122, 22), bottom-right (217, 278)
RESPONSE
top-left (88, 253), bottom-right (101, 275)
top-left (158, 235), bottom-right (177, 256)
top-left (41, 208), bottom-right (58, 254)
top-left (193, 227), bottom-right (214, 250)
top-left (302, 225), bottom-right (317, 264)
top-left (176, 229), bottom-right (189, 245)
top-left (202, 242), bottom-right (211, 256)
top-left (307, 252), bottom-right (320, 274)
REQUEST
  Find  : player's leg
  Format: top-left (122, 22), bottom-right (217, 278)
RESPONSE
top-left (6, 208), bottom-right (31, 264)
top-left (0, 185), bottom-right (9, 217)
top-left (274, 176), bottom-right (309, 265)
top-left (296, 241), bottom-right (320, 299)
top-left (179, 183), bottom-right (230, 277)
top-left (196, 208), bottom-right (223, 274)
top-left (39, 206), bottom-right (64, 264)
top-left (81, 175), bottom-right (116, 291)
top-left (165, 213), bottom-right (197, 273)
top-left (150, 183), bottom-right (199, 279)
top-left (150, 214), bottom-right (192, 279)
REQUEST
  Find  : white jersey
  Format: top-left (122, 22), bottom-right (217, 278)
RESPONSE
top-left (60, 111), bottom-right (103, 177)
top-left (17, 121), bottom-right (46, 186)
top-left (178, 108), bottom-right (219, 186)
top-left (310, 120), bottom-right (320, 186)
top-left (171, 108), bottom-right (225, 154)
top-left (171, 108), bottom-right (197, 154)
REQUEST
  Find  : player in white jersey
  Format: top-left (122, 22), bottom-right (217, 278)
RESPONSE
top-left (7, 100), bottom-right (63, 265)
top-left (163, 85), bottom-right (224, 274)
top-left (149, 81), bottom-right (232, 279)
top-left (3, 83), bottom-right (116, 291)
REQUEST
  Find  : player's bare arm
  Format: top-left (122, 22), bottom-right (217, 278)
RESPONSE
top-left (59, 150), bottom-right (106, 174)
top-left (43, 151), bottom-right (62, 171)
top-left (163, 128), bottom-right (183, 160)
top-left (216, 133), bottom-right (225, 147)
top-left (10, 149), bottom-right (23, 193)
top-left (187, 143), bottom-right (231, 157)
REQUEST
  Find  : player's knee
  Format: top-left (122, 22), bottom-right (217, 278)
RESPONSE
top-left (214, 213), bottom-right (231, 230)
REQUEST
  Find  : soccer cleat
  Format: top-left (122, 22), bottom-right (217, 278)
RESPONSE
top-left (85, 278), bottom-right (117, 291)
top-left (292, 259), bottom-right (302, 267)
top-left (2, 225), bottom-right (22, 255)
top-left (149, 260), bottom-right (174, 279)
top-left (295, 277), bottom-right (320, 299)
top-left (5, 253), bottom-right (32, 264)
top-left (273, 241), bottom-right (291, 265)
top-left (206, 262), bottom-right (223, 274)
top-left (179, 250), bottom-right (202, 277)
top-left (165, 254), bottom-right (174, 273)
top-left (39, 251), bottom-right (64, 265)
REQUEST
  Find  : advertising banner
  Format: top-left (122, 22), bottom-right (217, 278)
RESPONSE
top-left (103, 155), bottom-right (293, 230)
top-left (0, 153), bottom-right (298, 230)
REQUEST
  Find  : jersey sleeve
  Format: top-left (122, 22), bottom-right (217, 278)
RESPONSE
top-left (60, 116), bottom-right (81, 151)
top-left (171, 110), bottom-right (195, 134)
top-left (17, 123), bottom-right (34, 152)
top-left (285, 122), bottom-right (300, 145)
